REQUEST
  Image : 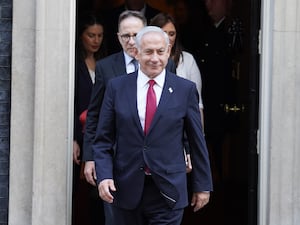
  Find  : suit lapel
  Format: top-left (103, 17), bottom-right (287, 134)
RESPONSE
top-left (112, 52), bottom-right (126, 77)
top-left (124, 71), bottom-right (178, 136)
top-left (125, 73), bottom-right (144, 135)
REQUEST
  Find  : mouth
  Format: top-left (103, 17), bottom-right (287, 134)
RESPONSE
top-left (149, 64), bottom-right (161, 69)
top-left (128, 47), bottom-right (137, 51)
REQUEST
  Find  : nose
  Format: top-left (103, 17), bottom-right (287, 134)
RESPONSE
top-left (128, 36), bottom-right (136, 44)
top-left (128, 35), bottom-right (135, 45)
top-left (150, 52), bottom-right (159, 61)
top-left (94, 37), bottom-right (101, 44)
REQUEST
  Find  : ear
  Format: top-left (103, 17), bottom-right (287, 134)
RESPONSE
top-left (166, 44), bottom-right (172, 57)
top-left (117, 33), bottom-right (122, 45)
top-left (135, 52), bottom-right (140, 61)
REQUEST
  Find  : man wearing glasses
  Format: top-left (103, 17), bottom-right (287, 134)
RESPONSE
top-left (82, 10), bottom-right (175, 225)
top-left (104, 0), bottom-right (161, 54)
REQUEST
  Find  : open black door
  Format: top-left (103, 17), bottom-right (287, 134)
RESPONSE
top-left (247, 0), bottom-right (260, 224)
top-left (180, 0), bottom-right (260, 224)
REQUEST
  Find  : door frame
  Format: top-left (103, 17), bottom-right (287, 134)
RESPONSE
top-left (258, 0), bottom-right (274, 224)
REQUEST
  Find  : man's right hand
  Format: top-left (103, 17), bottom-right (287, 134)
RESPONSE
top-left (98, 179), bottom-right (116, 203)
top-left (84, 161), bottom-right (97, 186)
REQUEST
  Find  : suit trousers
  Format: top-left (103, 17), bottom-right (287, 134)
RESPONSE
top-left (110, 176), bottom-right (184, 225)
top-left (104, 201), bottom-right (114, 225)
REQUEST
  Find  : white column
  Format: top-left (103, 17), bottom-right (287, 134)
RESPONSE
top-left (259, 0), bottom-right (300, 224)
top-left (269, 0), bottom-right (300, 224)
top-left (9, 0), bottom-right (76, 224)
top-left (9, 0), bottom-right (36, 223)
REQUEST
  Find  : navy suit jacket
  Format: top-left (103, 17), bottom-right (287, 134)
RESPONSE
top-left (93, 71), bottom-right (213, 210)
top-left (82, 51), bottom-right (176, 161)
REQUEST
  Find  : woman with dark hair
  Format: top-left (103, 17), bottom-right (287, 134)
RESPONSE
top-left (73, 12), bottom-right (107, 225)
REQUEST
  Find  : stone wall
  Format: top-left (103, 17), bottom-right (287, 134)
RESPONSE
top-left (9, 0), bottom-right (76, 224)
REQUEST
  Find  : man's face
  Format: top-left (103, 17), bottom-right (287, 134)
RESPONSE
top-left (118, 17), bottom-right (145, 58)
top-left (135, 31), bottom-right (171, 79)
top-left (205, 0), bottom-right (229, 22)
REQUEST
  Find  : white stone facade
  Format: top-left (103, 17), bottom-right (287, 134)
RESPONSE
top-left (10, 0), bottom-right (75, 224)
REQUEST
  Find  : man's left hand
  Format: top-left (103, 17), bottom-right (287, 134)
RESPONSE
top-left (191, 192), bottom-right (210, 212)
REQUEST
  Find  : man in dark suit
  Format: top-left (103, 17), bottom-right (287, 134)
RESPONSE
top-left (93, 26), bottom-right (212, 225)
top-left (81, 11), bottom-right (148, 225)
top-left (82, 11), bottom-right (176, 224)
top-left (82, 10), bottom-right (175, 187)
top-left (104, 0), bottom-right (161, 54)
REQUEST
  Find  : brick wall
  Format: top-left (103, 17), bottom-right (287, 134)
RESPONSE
top-left (0, 0), bottom-right (12, 224)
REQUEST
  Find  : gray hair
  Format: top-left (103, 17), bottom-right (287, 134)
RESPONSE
top-left (135, 26), bottom-right (170, 49)
top-left (118, 10), bottom-right (147, 31)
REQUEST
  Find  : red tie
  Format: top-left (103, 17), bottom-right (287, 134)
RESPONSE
top-left (144, 80), bottom-right (157, 135)
top-left (144, 80), bottom-right (156, 175)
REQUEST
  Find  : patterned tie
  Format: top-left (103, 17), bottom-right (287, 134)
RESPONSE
top-left (132, 59), bottom-right (138, 71)
top-left (144, 80), bottom-right (157, 135)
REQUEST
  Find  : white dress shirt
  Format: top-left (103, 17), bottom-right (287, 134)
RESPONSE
top-left (124, 52), bottom-right (137, 74)
top-left (88, 69), bottom-right (95, 84)
top-left (137, 69), bottom-right (165, 130)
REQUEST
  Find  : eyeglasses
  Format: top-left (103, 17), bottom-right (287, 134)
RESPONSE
top-left (119, 33), bottom-right (137, 42)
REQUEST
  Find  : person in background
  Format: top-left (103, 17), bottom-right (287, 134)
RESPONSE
top-left (173, 0), bottom-right (211, 52)
top-left (172, 0), bottom-right (189, 32)
top-left (93, 25), bottom-right (213, 225)
top-left (192, 0), bottom-right (237, 181)
top-left (73, 12), bottom-right (107, 225)
top-left (103, 0), bottom-right (161, 54)
top-left (150, 12), bottom-right (204, 173)
top-left (82, 9), bottom-right (147, 193)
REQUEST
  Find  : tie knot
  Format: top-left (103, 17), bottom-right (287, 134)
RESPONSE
top-left (148, 79), bottom-right (155, 87)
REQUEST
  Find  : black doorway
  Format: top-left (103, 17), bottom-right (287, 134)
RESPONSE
top-left (178, 0), bottom-right (260, 224)
top-left (75, 1), bottom-right (261, 225)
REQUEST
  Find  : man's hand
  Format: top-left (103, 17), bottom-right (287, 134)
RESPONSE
top-left (191, 192), bottom-right (210, 212)
top-left (84, 161), bottom-right (97, 186)
top-left (98, 179), bottom-right (116, 203)
top-left (73, 141), bottom-right (81, 165)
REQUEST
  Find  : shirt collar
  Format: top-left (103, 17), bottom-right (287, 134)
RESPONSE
top-left (138, 69), bottom-right (166, 88)
top-left (123, 51), bottom-right (135, 66)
